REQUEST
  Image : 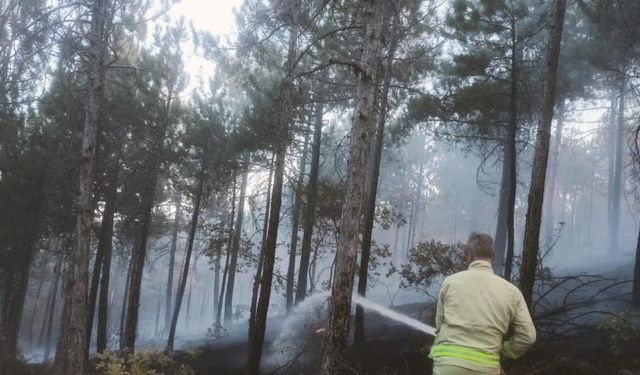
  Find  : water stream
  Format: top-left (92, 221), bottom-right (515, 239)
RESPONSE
top-left (352, 295), bottom-right (436, 336)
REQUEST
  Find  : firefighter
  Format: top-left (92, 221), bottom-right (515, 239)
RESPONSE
top-left (430, 233), bottom-right (536, 375)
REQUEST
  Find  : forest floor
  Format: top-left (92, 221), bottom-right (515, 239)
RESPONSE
top-left (182, 305), bottom-right (640, 375)
top-left (17, 259), bottom-right (640, 375)
top-left (16, 301), bottom-right (640, 375)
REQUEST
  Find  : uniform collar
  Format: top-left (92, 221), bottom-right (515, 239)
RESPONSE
top-left (468, 260), bottom-right (493, 272)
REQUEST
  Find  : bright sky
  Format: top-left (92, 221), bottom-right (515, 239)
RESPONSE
top-left (168, 0), bottom-right (243, 95)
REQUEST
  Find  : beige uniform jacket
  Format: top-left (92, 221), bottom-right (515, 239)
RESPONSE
top-left (430, 260), bottom-right (536, 372)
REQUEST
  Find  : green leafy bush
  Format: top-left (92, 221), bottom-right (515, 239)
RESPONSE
top-left (94, 351), bottom-right (195, 375)
top-left (400, 239), bottom-right (466, 297)
top-left (598, 312), bottom-right (640, 355)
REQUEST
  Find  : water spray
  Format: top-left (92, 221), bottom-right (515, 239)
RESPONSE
top-left (352, 295), bottom-right (436, 336)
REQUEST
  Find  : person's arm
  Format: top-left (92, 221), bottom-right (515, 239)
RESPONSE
top-left (502, 290), bottom-right (536, 359)
top-left (435, 281), bottom-right (446, 333)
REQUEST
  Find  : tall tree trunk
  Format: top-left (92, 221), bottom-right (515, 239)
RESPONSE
top-left (43, 260), bottom-right (62, 362)
top-left (632, 225), bottom-right (640, 306)
top-left (520, 0), bottom-right (566, 311)
top-left (286, 124), bottom-right (311, 311)
top-left (166, 168), bottom-right (206, 351)
top-left (165, 192), bottom-right (182, 330)
top-left (498, 19), bottom-right (519, 281)
top-left (123, 63), bottom-right (177, 353)
top-left (543, 98), bottom-right (565, 244)
top-left (26, 261), bottom-right (46, 344)
top-left (295, 100), bottom-right (324, 304)
top-left (247, 23), bottom-right (297, 375)
top-left (55, 1), bottom-right (109, 372)
top-left (354, 7), bottom-right (398, 344)
top-left (87, 161), bottom-right (119, 353)
top-left (320, 1), bottom-right (386, 372)
top-left (215, 179), bottom-right (236, 329)
top-left (249, 158), bottom-right (274, 340)
top-left (119, 255), bottom-right (132, 352)
top-left (213, 240), bottom-right (221, 318)
top-left (122, 165), bottom-right (159, 352)
top-left (610, 79), bottom-right (625, 254)
top-left (86, 235), bottom-right (104, 352)
top-left (607, 93), bottom-right (617, 244)
top-left (0, 244), bottom-right (36, 372)
top-left (96, 161), bottom-right (119, 353)
top-left (224, 166), bottom-right (249, 324)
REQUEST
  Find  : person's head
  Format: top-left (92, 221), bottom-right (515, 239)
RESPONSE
top-left (465, 232), bottom-right (495, 263)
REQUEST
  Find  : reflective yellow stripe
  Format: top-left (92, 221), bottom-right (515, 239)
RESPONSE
top-left (431, 344), bottom-right (500, 367)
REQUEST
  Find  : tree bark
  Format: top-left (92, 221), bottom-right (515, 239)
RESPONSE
top-left (247, 23), bottom-right (297, 375)
top-left (249, 158), bottom-right (273, 340)
top-left (610, 79), bottom-right (625, 254)
top-left (320, 1), bottom-right (386, 372)
top-left (224, 166), bottom-right (249, 324)
top-left (96, 161), bottom-right (119, 353)
top-left (166, 167), bottom-right (206, 351)
top-left (55, 0), bottom-right (109, 372)
top-left (519, 0), bottom-right (566, 311)
top-left (87, 160), bottom-right (119, 353)
top-left (286, 124), bottom-right (311, 311)
top-left (543, 98), bottom-right (565, 244)
top-left (215, 179), bottom-right (236, 329)
top-left (632, 225), bottom-right (640, 305)
top-left (354, 6), bottom-right (399, 344)
top-left (497, 18), bottom-right (519, 281)
top-left (43, 260), bottom-right (62, 362)
top-left (26, 261), bottom-right (46, 345)
top-left (119, 254), bottom-right (132, 351)
top-left (213, 239), bottom-right (221, 318)
top-left (165, 192), bottom-right (182, 330)
top-left (295, 100), bottom-right (324, 304)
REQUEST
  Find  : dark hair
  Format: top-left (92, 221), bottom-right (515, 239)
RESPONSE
top-left (466, 232), bottom-right (495, 259)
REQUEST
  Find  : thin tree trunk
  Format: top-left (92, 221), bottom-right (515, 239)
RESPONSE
top-left (224, 166), bottom-right (249, 324)
top-left (215, 179), bottom-right (236, 329)
top-left (543, 98), bottom-right (565, 244)
top-left (119, 254), bottom-right (133, 352)
top-left (123, 65), bottom-right (177, 353)
top-left (607, 93), bottom-right (617, 243)
top-left (354, 6), bottom-right (399, 344)
top-left (122, 166), bottom-right (159, 352)
top-left (43, 258), bottom-right (62, 362)
top-left (213, 240), bottom-right (221, 318)
top-left (86, 234), bottom-right (104, 352)
top-left (520, 0), bottom-right (566, 311)
top-left (610, 79), bottom-right (625, 254)
top-left (55, 1), bottom-right (109, 372)
top-left (165, 192), bottom-right (182, 330)
top-left (184, 270), bottom-right (194, 330)
top-left (26, 261), bottom-right (46, 344)
top-left (247, 23), bottom-right (297, 375)
top-left (295, 100), bottom-right (324, 304)
top-left (320, 1), bottom-right (386, 372)
top-left (632, 225), bottom-right (640, 305)
top-left (166, 168), bottom-right (206, 351)
top-left (87, 161), bottom-right (119, 353)
top-left (286, 123), bottom-right (311, 311)
top-left (96, 161), bottom-right (119, 353)
top-left (501, 19), bottom-right (519, 281)
top-left (249, 158), bottom-right (274, 340)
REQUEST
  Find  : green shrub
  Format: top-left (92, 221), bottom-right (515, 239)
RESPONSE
top-left (598, 312), bottom-right (640, 355)
top-left (94, 351), bottom-right (194, 375)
